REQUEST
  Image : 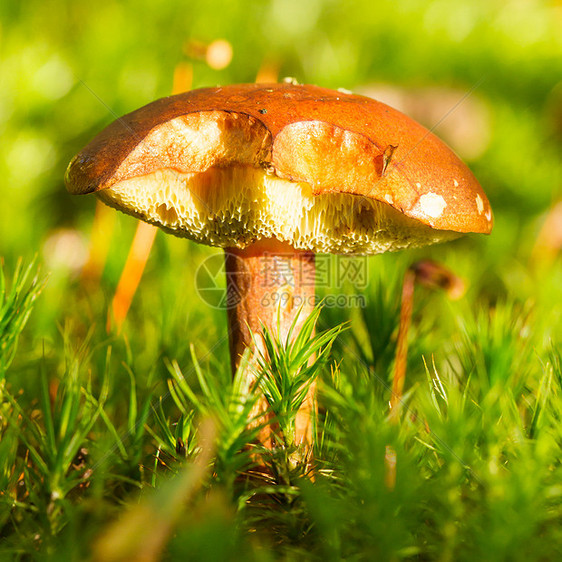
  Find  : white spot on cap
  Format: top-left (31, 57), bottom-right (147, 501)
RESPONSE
top-left (384, 194), bottom-right (394, 205)
top-left (418, 192), bottom-right (447, 219)
top-left (475, 194), bottom-right (484, 214)
top-left (453, 179), bottom-right (459, 187)
top-left (416, 182), bottom-right (422, 189)
top-left (485, 209), bottom-right (492, 222)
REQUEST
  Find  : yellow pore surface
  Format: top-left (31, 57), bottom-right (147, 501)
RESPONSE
top-left (98, 166), bottom-right (459, 254)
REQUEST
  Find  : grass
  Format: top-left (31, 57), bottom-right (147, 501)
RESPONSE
top-left (0, 247), bottom-right (561, 560)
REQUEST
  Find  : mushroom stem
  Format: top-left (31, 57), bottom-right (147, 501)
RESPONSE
top-left (224, 239), bottom-right (316, 448)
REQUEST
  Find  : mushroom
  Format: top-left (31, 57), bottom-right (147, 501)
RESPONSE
top-left (65, 83), bottom-right (493, 448)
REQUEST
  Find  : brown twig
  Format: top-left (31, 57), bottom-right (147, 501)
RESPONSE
top-left (107, 63), bottom-right (193, 333)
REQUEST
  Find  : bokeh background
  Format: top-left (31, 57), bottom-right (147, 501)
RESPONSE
top-left (1, 2), bottom-right (562, 558)
top-left (1, 0), bottom-right (561, 334)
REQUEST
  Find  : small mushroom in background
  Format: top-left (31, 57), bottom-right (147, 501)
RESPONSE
top-left (65, 82), bottom-right (493, 450)
top-left (391, 259), bottom-right (466, 416)
top-left (386, 260), bottom-right (466, 491)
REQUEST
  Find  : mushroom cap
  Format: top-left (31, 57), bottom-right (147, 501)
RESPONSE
top-left (65, 83), bottom-right (492, 254)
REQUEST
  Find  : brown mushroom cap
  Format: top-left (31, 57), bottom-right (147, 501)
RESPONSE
top-left (65, 83), bottom-right (492, 254)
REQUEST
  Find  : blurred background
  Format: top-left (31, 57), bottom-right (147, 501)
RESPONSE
top-left (0, 0), bottom-right (561, 334)
top-left (2, 3), bottom-right (562, 556)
